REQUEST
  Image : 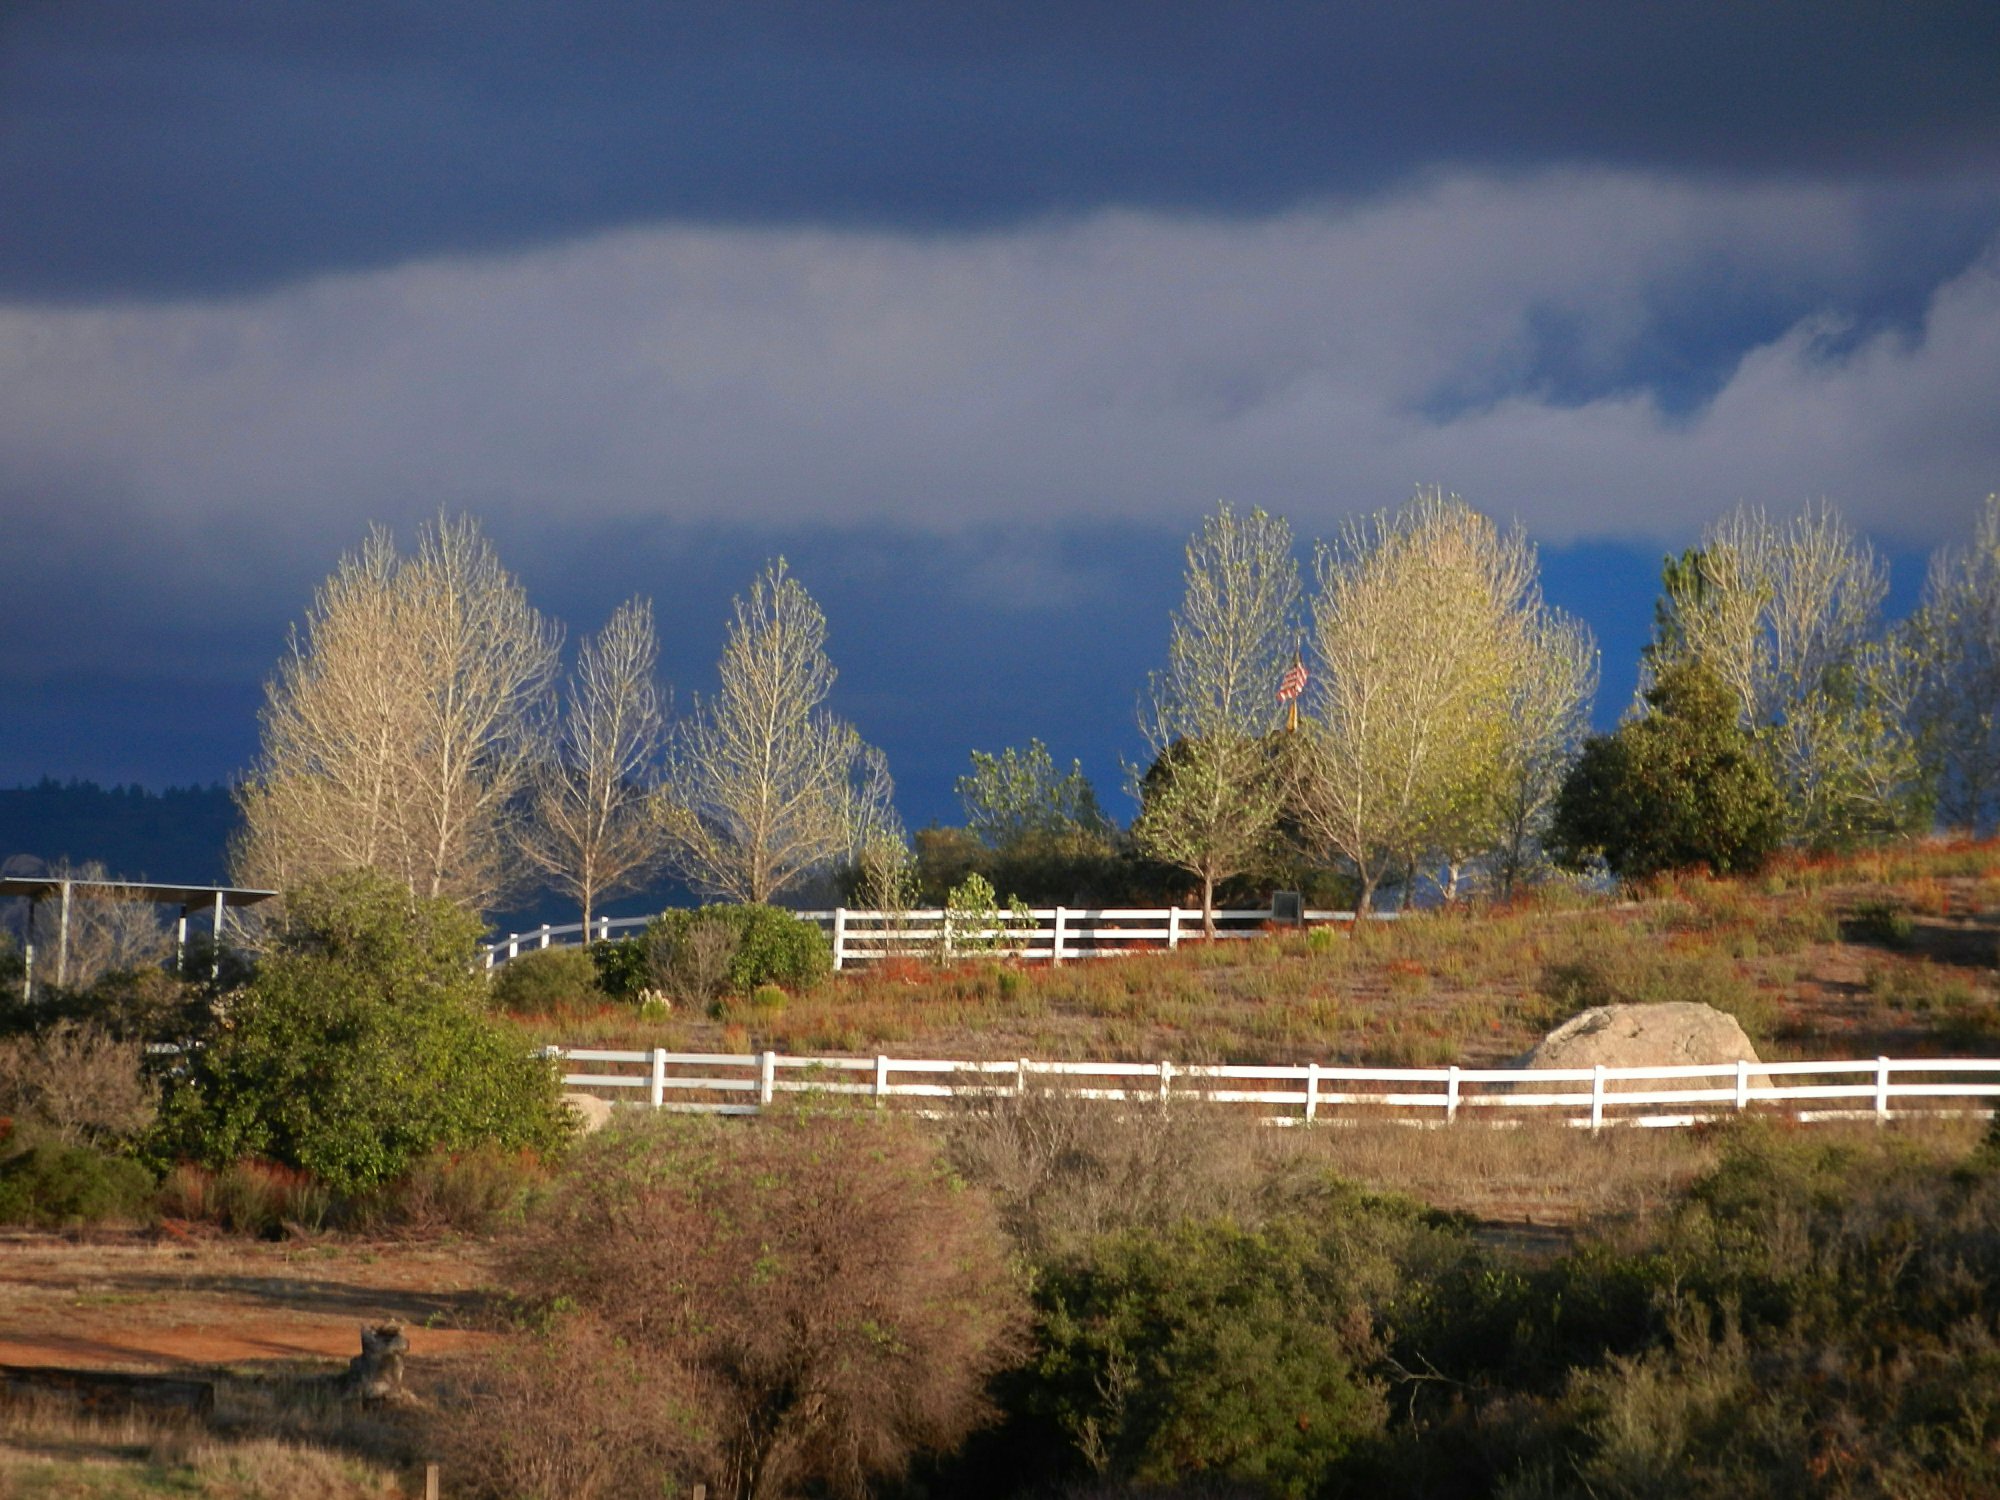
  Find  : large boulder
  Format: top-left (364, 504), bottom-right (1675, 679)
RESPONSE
top-left (1512, 1002), bottom-right (1771, 1096)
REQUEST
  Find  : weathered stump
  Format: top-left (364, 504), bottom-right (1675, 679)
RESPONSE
top-left (339, 1323), bottom-right (410, 1403)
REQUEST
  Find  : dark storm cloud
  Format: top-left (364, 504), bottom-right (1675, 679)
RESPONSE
top-left (5, 0), bottom-right (1999, 298)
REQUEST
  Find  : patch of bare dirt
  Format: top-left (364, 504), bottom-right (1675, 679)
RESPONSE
top-left (0, 1230), bottom-right (502, 1373)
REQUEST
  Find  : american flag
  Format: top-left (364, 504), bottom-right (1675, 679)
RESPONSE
top-left (1276, 656), bottom-right (1308, 702)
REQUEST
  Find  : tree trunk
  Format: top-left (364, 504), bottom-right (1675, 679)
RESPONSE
top-left (1201, 871), bottom-right (1216, 938)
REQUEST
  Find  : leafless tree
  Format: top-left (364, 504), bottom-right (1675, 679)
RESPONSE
top-left (1295, 489), bottom-right (1553, 909)
top-left (4, 858), bottom-right (171, 990)
top-left (1132, 504), bottom-right (1302, 933)
top-left (1909, 494), bottom-right (2000, 834)
top-left (659, 559), bottom-right (899, 904)
top-left (1662, 501), bottom-right (1921, 845)
top-left (521, 597), bottom-right (667, 931)
top-left (1493, 608), bottom-right (1599, 895)
top-left (234, 516), bottom-right (560, 912)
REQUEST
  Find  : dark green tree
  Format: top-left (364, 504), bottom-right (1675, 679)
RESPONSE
top-left (1550, 658), bottom-right (1784, 880)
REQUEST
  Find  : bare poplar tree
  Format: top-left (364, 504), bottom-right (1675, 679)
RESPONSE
top-left (1132, 504), bottom-right (1302, 934)
top-left (1493, 610), bottom-right (1598, 895)
top-left (522, 597), bottom-right (668, 931)
top-left (1294, 490), bottom-right (1536, 910)
top-left (659, 559), bottom-right (899, 904)
top-left (1661, 501), bottom-right (1921, 846)
top-left (235, 515), bottom-right (560, 912)
top-left (18, 860), bottom-right (170, 989)
top-left (1909, 493), bottom-right (2000, 833)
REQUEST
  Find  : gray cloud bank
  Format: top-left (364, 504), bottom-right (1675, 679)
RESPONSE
top-left (5, 172), bottom-right (1997, 558)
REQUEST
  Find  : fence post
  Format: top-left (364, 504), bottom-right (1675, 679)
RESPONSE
top-left (1446, 1065), bottom-right (1461, 1125)
top-left (538, 924), bottom-right (551, 950)
top-left (650, 1048), bottom-right (667, 1109)
top-left (1590, 1065), bottom-right (1606, 1133)
top-left (1735, 1058), bottom-right (1749, 1112)
top-left (1016, 1058), bottom-right (1029, 1098)
top-left (1876, 1056), bottom-right (1891, 1123)
top-left (832, 908), bottom-right (848, 972)
top-left (507, 934), bottom-right (520, 961)
top-left (1167, 907), bottom-right (1182, 950)
top-left (1051, 906), bottom-right (1067, 966)
top-left (1159, 1059), bottom-right (1173, 1102)
top-left (1305, 1062), bottom-right (1320, 1124)
top-left (759, 1051), bottom-right (776, 1109)
top-left (874, 1053), bottom-right (889, 1103)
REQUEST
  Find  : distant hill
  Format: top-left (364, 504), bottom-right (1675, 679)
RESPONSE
top-left (0, 779), bottom-right (240, 885)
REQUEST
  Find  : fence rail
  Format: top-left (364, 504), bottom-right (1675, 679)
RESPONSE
top-left (486, 905), bottom-right (1392, 970)
top-left (549, 1047), bottom-right (2000, 1131)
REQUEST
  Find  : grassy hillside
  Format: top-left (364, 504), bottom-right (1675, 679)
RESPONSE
top-left (518, 840), bottom-right (2000, 1068)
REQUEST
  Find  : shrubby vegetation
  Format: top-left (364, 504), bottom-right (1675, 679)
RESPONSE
top-left (643, 902), bottom-right (832, 1005)
top-left (449, 1103), bottom-right (1025, 1500)
top-left (154, 869), bottom-right (568, 1193)
top-left (488, 943), bottom-right (604, 1014)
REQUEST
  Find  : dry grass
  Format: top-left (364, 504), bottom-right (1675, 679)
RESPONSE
top-left (514, 838), bottom-right (2000, 1074)
top-left (0, 1378), bottom-right (416, 1499)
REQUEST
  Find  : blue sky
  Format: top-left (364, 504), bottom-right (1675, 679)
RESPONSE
top-left (3, 2), bottom-right (1997, 831)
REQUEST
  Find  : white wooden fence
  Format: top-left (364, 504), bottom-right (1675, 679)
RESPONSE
top-left (486, 906), bottom-right (1392, 970)
top-left (549, 1047), bottom-right (2000, 1132)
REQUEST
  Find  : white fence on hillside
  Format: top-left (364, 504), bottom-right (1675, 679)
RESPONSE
top-left (550, 1047), bottom-right (2000, 1132)
top-left (486, 905), bottom-right (1394, 971)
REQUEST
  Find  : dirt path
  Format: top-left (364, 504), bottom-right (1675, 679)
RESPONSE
top-left (0, 1229), bottom-right (501, 1373)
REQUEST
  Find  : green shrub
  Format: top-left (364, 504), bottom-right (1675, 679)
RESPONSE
top-left (589, 937), bottom-right (650, 999)
top-left (490, 945), bottom-right (603, 1014)
top-left (0, 1138), bottom-right (155, 1226)
top-left (1491, 1128), bottom-right (2000, 1498)
top-left (644, 904), bottom-right (831, 999)
top-left (1029, 1216), bottom-right (1387, 1497)
top-left (154, 869), bottom-right (569, 1194)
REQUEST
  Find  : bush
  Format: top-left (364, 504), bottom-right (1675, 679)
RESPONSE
top-left (944, 1091), bottom-right (1271, 1261)
top-left (644, 904), bottom-right (832, 1001)
top-left (588, 937), bottom-right (649, 999)
top-left (0, 1021), bottom-right (157, 1147)
top-left (153, 869), bottom-right (570, 1195)
top-left (457, 1104), bottom-right (1026, 1500)
top-left (1029, 1216), bottom-right (1387, 1497)
top-left (1495, 1127), bottom-right (2000, 1497)
top-left (360, 1145), bottom-right (550, 1235)
top-left (153, 1158), bottom-right (334, 1236)
top-left (0, 1138), bottom-right (155, 1226)
top-left (489, 946), bottom-right (602, 1014)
